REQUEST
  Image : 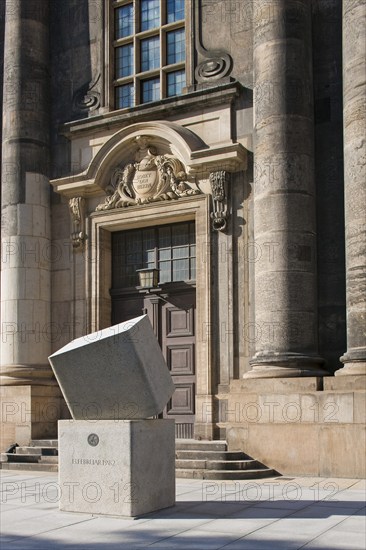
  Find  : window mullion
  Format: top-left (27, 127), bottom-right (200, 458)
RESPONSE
top-left (154, 227), bottom-right (158, 271)
top-left (160, 27), bottom-right (164, 99)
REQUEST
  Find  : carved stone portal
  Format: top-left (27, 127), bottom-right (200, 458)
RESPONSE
top-left (96, 136), bottom-right (199, 211)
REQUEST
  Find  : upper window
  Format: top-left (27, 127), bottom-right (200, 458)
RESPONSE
top-left (112, 0), bottom-right (186, 110)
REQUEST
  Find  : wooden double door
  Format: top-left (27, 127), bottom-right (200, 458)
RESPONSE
top-left (111, 223), bottom-right (196, 438)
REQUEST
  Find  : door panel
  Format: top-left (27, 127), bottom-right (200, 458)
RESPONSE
top-left (167, 383), bottom-right (195, 415)
top-left (162, 290), bottom-right (196, 438)
top-left (166, 306), bottom-right (194, 337)
top-left (167, 344), bottom-right (194, 375)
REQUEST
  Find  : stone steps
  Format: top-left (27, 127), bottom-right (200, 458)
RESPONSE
top-left (1, 439), bottom-right (277, 480)
top-left (0, 440), bottom-right (59, 472)
top-left (175, 440), bottom-right (276, 480)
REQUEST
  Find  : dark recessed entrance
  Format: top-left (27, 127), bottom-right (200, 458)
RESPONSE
top-left (111, 221), bottom-right (196, 438)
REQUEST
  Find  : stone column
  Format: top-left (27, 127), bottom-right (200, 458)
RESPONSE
top-left (337, 0), bottom-right (366, 376)
top-left (0, 0), bottom-right (58, 447)
top-left (245, 0), bottom-right (326, 378)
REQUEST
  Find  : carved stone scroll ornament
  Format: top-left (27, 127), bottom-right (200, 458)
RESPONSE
top-left (96, 136), bottom-right (200, 211)
top-left (73, 74), bottom-right (101, 113)
top-left (209, 170), bottom-right (230, 232)
top-left (195, 2), bottom-right (233, 82)
top-left (69, 197), bottom-right (86, 249)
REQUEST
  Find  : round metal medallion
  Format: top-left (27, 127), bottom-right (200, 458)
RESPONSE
top-left (87, 433), bottom-right (99, 447)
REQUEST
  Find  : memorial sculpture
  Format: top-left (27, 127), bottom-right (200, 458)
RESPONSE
top-left (49, 315), bottom-right (176, 517)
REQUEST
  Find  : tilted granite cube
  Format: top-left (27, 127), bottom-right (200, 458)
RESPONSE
top-left (48, 315), bottom-right (175, 420)
top-left (58, 419), bottom-right (175, 517)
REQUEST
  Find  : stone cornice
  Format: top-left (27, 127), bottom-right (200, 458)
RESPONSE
top-left (59, 82), bottom-right (246, 139)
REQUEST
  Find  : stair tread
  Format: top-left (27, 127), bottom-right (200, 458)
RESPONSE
top-left (176, 451), bottom-right (250, 460)
top-left (177, 458), bottom-right (257, 464)
top-left (176, 468), bottom-right (276, 480)
top-left (30, 440), bottom-right (58, 447)
top-left (4, 454), bottom-right (44, 463)
top-left (175, 440), bottom-right (227, 450)
top-left (176, 467), bottom-right (273, 473)
top-left (0, 463), bottom-right (58, 472)
top-left (16, 447), bottom-right (58, 455)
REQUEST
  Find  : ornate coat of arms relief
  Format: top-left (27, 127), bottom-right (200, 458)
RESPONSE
top-left (96, 136), bottom-right (199, 211)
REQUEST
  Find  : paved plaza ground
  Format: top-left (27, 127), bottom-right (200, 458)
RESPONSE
top-left (0, 471), bottom-right (365, 549)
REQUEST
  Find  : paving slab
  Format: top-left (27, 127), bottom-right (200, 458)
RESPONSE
top-left (0, 472), bottom-right (364, 550)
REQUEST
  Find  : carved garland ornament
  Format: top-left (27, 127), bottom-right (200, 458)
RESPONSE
top-left (209, 170), bottom-right (230, 232)
top-left (69, 196), bottom-right (86, 249)
top-left (96, 136), bottom-right (199, 211)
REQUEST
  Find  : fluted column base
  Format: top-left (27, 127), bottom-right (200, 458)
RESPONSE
top-left (336, 349), bottom-right (366, 376)
top-left (0, 364), bottom-right (57, 386)
top-left (244, 353), bottom-right (328, 379)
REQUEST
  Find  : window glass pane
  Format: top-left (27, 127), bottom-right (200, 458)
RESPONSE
top-left (115, 44), bottom-right (134, 78)
top-left (159, 261), bottom-right (171, 283)
top-left (115, 84), bottom-right (134, 109)
top-left (172, 223), bottom-right (189, 246)
top-left (143, 228), bottom-right (155, 248)
top-left (167, 28), bottom-right (185, 64)
top-left (115, 4), bottom-right (134, 39)
top-left (113, 230), bottom-right (142, 287)
top-left (167, 0), bottom-right (185, 23)
top-left (141, 0), bottom-right (160, 31)
top-left (167, 70), bottom-right (185, 97)
top-left (141, 36), bottom-right (160, 72)
top-left (158, 226), bottom-right (171, 247)
top-left (126, 230), bottom-right (141, 253)
top-left (159, 248), bottom-right (171, 261)
top-left (143, 228), bottom-right (155, 264)
top-left (141, 77), bottom-right (160, 103)
top-left (173, 246), bottom-right (189, 259)
top-left (173, 259), bottom-right (189, 281)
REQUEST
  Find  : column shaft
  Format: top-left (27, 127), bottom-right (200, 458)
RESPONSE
top-left (0, 0), bottom-right (53, 385)
top-left (337, 0), bottom-right (366, 375)
top-left (245, 0), bottom-right (326, 378)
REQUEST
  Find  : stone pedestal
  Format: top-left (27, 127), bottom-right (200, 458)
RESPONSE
top-left (58, 419), bottom-right (175, 517)
top-left (225, 377), bottom-right (366, 478)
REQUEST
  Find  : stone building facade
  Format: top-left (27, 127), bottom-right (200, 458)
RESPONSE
top-left (0, 0), bottom-right (365, 477)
